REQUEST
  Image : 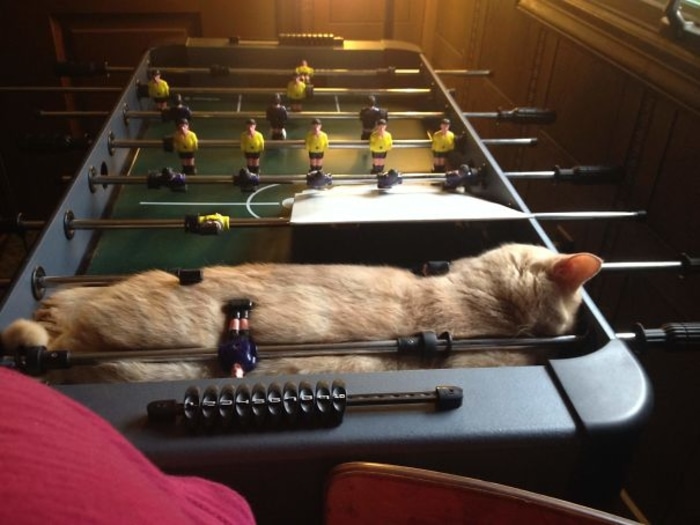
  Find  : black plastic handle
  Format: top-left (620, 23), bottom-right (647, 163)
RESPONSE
top-left (54, 60), bottom-right (108, 77)
top-left (4, 346), bottom-right (71, 375)
top-left (18, 133), bottom-right (91, 153)
top-left (0, 214), bottom-right (23, 234)
top-left (497, 107), bottom-right (557, 124)
top-left (554, 165), bottom-right (625, 184)
top-left (681, 254), bottom-right (700, 275)
top-left (633, 322), bottom-right (700, 351)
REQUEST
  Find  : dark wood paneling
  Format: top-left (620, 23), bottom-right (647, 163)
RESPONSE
top-left (425, 2), bottom-right (699, 524)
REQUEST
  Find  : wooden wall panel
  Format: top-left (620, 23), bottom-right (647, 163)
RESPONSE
top-left (392, 0), bottom-right (426, 45)
top-left (648, 110), bottom-right (700, 254)
top-left (420, 2), bottom-right (699, 523)
top-left (313, 0), bottom-right (386, 39)
top-left (545, 40), bottom-right (628, 163)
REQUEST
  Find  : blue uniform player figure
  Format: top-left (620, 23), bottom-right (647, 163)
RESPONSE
top-left (359, 95), bottom-right (388, 140)
top-left (266, 93), bottom-right (288, 140)
top-left (162, 94), bottom-right (192, 123)
top-left (218, 299), bottom-right (257, 378)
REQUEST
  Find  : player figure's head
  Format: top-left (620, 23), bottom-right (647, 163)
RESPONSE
top-left (311, 117), bottom-right (322, 130)
top-left (440, 118), bottom-right (451, 130)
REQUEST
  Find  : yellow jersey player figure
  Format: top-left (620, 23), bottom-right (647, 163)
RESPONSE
top-left (295, 59), bottom-right (314, 84)
top-left (305, 118), bottom-right (329, 172)
top-left (147, 69), bottom-right (170, 111)
top-left (173, 119), bottom-right (198, 175)
top-left (369, 118), bottom-right (392, 174)
top-left (431, 118), bottom-right (455, 172)
top-left (287, 74), bottom-right (306, 112)
top-left (240, 119), bottom-right (264, 174)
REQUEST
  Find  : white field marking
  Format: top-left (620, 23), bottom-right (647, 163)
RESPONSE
top-left (139, 184), bottom-right (284, 219)
top-left (236, 94), bottom-right (243, 112)
top-left (139, 201), bottom-right (280, 206)
top-left (334, 95), bottom-right (341, 112)
top-left (246, 183), bottom-right (282, 218)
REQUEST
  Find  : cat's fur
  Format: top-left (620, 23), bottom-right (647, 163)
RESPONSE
top-left (1, 244), bottom-right (602, 383)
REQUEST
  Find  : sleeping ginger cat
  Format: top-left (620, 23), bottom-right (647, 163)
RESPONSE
top-left (1, 243), bottom-right (602, 383)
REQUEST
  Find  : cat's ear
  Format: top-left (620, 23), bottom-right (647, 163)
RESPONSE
top-left (549, 253), bottom-right (603, 291)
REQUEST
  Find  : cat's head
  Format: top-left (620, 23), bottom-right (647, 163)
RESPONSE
top-left (453, 244), bottom-right (603, 336)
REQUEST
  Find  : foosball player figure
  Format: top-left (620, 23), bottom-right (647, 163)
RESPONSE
top-left (368, 118), bottom-right (392, 174)
top-left (184, 213), bottom-right (230, 235)
top-left (240, 118), bottom-right (264, 174)
top-left (286, 74), bottom-right (307, 112)
top-left (443, 164), bottom-right (485, 191)
top-left (431, 118), bottom-right (455, 172)
top-left (162, 93), bottom-right (192, 123)
top-left (218, 299), bottom-right (257, 378)
top-left (234, 167), bottom-right (260, 193)
top-left (377, 168), bottom-right (402, 190)
top-left (359, 95), bottom-right (388, 140)
top-left (172, 118), bottom-right (198, 175)
top-left (266, 93), bottom-right (288, 140)
top-left (147, 167), bottom-right (187, 192)
top-left (295, 59), bottom-right (314, 84)
top-left (306, 118), bottom-right (329, 172)
top-left (147, 69), bottom-right (170, 111)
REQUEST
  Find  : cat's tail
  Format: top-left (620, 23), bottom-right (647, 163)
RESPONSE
top-left (1, 319), bottom-right (50, 352)
top-left (1, 319), bottom-right (217, 383)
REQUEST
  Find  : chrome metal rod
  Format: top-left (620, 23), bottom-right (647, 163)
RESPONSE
top-left (138, 110), bottom-right (444, 120)
top-left (505, 170), bottom-right (557, 179)
top-left (109, 138), bottom-right (533, 150)
top-left (435, 69), bottom-right (491, 76)
top-left (59, 334), bottom-right (585, 366)
top-left (110, 138), bottom-right (434, 149)
top-left (0, 86), bottom-right (122, 93)
top-left (57, 61), bottom-right (491, 77)
top-left (482, 137), bottom-right (537, 146)
top-left (69, 217), bottom-right (289, 230)
top-left (90, 172), bottom-right (445, 186)
top-left (67, 211), bottom-right (644, 231)
top-left (37, 110), bottom-right (111, 118)
top-left (163, 66), bottom-right (489, 77)
top-left (169, 87), bottom-right (431, 97)
top-left (601, 261), bottom-right (682, 271)
top-left (30, 210), bottom-right (650, 234)
top-left (27, 257), bottom-right (692, 290)
top-left (38, 109), bottom-right (446, 120)
top-left (37, 274), bottom-right (127, 286)
top-left (528, 211), bottom-right (646, 221)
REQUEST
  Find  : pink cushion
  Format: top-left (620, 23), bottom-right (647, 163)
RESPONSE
top-left (0, 368), bottom-right (255, 524)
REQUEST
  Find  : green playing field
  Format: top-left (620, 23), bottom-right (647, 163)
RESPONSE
top-left (85, 95), bottom-right (434, 274)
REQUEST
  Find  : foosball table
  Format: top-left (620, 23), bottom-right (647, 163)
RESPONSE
top-left (0, 37), bottom-right (667, 524)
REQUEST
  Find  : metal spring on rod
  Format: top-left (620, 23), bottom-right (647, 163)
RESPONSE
top-left (147, 380), bottom-right (463, 433)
